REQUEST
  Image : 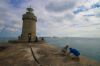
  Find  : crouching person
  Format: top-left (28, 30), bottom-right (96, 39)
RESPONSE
top-left (69, 48), bottom-right (80, 61)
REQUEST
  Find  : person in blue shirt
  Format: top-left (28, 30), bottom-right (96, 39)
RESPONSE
top-left (69, 48), bottom-right (80, 61)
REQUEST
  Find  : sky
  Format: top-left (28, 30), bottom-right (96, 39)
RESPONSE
top-left (0, 0), bottom-right (100, 38)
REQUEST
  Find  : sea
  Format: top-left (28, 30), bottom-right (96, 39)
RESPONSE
top-left (0, 37), bottom-right (100, 61)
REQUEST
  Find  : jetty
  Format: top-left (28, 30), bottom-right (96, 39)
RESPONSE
top-left (0, 42), bottom-right (99, 66)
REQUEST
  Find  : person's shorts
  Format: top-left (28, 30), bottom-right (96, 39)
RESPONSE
top-left (70, 53), bottom-right (80, 61)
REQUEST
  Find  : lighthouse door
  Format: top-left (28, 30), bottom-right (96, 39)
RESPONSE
top-left (28, 33), bottom-right (31, 43)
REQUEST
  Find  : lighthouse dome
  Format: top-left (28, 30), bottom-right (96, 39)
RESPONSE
top-left (22, 7), bottom-right (37, 21)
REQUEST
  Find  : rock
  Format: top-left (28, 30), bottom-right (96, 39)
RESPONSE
top-left (0, 42), bottom-right (99, 66)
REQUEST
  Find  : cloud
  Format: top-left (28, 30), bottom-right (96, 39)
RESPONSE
top-left (73, 1), bottom-right (100, 14)
top-left (73, 6), bottom-right (88, 14)
top-left (45, 0), bottom-right (77, 12)
top-left (91, 2), bottom-right (100, 8)
top-left (0, 0), bottom-right (23, 37)
top-left (0, 0), bottom-right (100, 37)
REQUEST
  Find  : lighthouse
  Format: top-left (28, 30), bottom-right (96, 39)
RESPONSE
top-left (19, 7), bottom-right (37, 41)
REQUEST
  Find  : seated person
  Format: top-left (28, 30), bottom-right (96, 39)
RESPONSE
top-left (62, 45), bottom-right (69, 56)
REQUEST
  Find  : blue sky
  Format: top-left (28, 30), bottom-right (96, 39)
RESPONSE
top-left (0, 0), bottom-right (100, 38)
top-left (9, 0), bottom-right (26, 8)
